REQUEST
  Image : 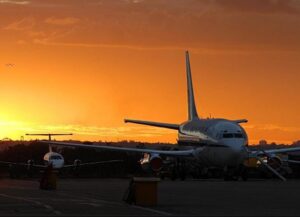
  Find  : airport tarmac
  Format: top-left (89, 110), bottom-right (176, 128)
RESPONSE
top-left (0, 178), bottom-right (299, 216)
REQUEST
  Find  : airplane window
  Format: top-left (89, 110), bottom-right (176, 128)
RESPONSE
top-left (223, 133), bottom-right (234, 138)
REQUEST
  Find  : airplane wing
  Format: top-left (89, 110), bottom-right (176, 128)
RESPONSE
top-left (263, 147), bottom-right (300, 155)
top-left (42, 141), bottom-right (197, 157)
top-left (62, 160), bottom-right (123, 168)
top-left (249, 147), bottom-right (300, 181)
top-left (250, 146), bottom-right (300, 157)
top-left (251, 147), bottom-right (300, 156)
top-left (264, 147), bottom-right (300, 155)
top-left (124, 119), bottom-right (179, 130)
top-left (284, 159), bottom-right (300, 164)
top-left (0, 161), bottom-right (46, 169)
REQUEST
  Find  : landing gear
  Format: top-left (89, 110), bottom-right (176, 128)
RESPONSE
top-left (9, 164), bottom-right (20, 179)
top-left (171, 169), bottom-right (177, 181)
top-left (240, 166), bottom-right (249, 181)
top-left (223, 173), bottom-right (238, 181)
top-left (223, 165), bottom-right (248, 181)
top-left (169, 158), bottom-right (186, 181)
top-left (27, 169), bottom-right (34, 178)
top-left (178, 159), bottom-right (186, 181)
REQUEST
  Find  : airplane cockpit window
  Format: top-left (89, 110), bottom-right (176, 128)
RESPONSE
top-left (223, 133), bottom-right (244, 138)
top-left (234, 133), bottom-right (244, 138)
top-left (223, 133), bottom-right (234, 138)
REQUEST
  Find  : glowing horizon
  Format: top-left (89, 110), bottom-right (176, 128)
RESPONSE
top-left (0, 0), bottom-right (299, 145)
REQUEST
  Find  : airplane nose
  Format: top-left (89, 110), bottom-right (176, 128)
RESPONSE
top-left (222, 139), bottom-right (245, 152)
top-left (233, 142), bottom-right (246, 153)
top-left (221, 139), bottom-right (248, 164)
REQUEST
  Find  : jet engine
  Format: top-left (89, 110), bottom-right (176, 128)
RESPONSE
top-left (73, 159), bottom-right (82, 167)
top-left (72, 159), bottom-right (82, 177)
top-left (140, 153), bottom-right (163, 172)
top-left (27, 159), bottom-right (34, 170)
top-left (26, 159), bottom-right (35, 178)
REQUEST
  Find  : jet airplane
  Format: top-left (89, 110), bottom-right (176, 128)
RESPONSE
top-left (45, 51), bottom-right (300, 181)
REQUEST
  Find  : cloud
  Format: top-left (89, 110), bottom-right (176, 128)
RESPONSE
top-left (45, 17), bottom-right (80, 26)
top-left (0, 0), bottom-right (30, 5)
top-left (34, 124), bottom-right (172, 138)
top-left (3, 0), bottom-right (300, 52)
top-left (88, 0), bottom-right (300, 14)
top-left (259, 124), bottom-right (300, 132)
top-left (32, 39), bottom-right (185, 51)
top-left (244, 124), bottom-right (300, 132)
top-left (214, 0), bottom-right (300, 14)
top-left (31, 38), bottom-right (300, 55)
top-left (3, 17), bottom-right (35, 31)
top-left (0, 121), bottom-right (174, 140)
top-left (125, 0), bottom-right (145, 3)
top-left (3, 17), bottom-right (75, 46)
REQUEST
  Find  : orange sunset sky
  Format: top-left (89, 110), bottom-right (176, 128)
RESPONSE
top-left (0, 0), bottom-right (299, 144)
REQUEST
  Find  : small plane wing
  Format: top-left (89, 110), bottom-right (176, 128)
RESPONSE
top-left (124, 119), bottom-right (179, 130)
top-left (63, 160), bottom-right (123, 168)
top-left (0, 161), bottom-right (46, 169)
top-left (42, 141), bottom-right (197, 157)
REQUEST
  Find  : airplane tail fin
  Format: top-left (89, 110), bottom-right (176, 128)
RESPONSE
top-left (124, 51), bottom-right (198, 128)
top-left (186, 51), bottom-right (199, 120)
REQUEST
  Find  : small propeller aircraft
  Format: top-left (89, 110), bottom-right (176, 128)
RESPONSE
top-left (0, 133), bottom-right (122, 177)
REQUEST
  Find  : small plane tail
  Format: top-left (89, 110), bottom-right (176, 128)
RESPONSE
top-left (25, 133), bottom-right (73, 152)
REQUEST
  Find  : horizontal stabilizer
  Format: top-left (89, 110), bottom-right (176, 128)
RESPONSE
top-left (231, 119), bottom-right (248, 124)
top-left (124, 119), bottom-right (179, 130)
top-left (25, 133), bottom-right (73, 136)
top-left (26, 133), bottom-right (73, 142)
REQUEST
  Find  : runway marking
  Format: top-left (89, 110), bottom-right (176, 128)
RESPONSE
top-left (56, 191), bottom-right (173, 216)
top-left (131, 205), bottom-right (173, 216)
top-left (56, 191), bottom-right (123, 206)
top-left (80, 202), bottom-right (103, 207)
top-left (0, 193), bottom-right (62, 215)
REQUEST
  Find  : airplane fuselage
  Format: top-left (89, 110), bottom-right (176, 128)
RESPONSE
top-left (43, 152), bottom-right (65, 169)
top-left (178, 118), bottom-right (248, 167)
